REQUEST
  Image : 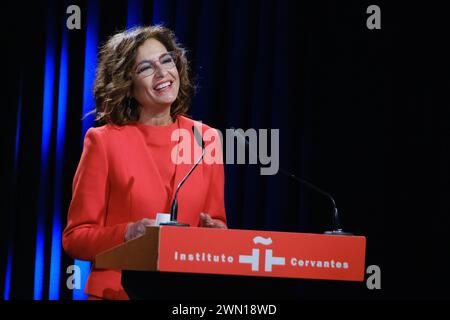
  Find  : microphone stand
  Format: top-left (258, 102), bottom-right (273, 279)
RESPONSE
top-left (160, 126), bottom-right (205, 227)
top-left (278, 168), bottom-right (352, 235)
top-left (232, 128), bottom-right (352, 236)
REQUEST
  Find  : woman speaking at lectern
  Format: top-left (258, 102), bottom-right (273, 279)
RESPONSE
top-left (62, 26), bottom-right (227, 300)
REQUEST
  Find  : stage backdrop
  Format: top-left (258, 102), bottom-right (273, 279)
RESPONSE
top-left (2, 0), bottom-right (449, 300)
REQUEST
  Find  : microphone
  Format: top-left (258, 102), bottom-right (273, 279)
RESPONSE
top-left (232, 128), bottom-right (352, 236)
top-left (160, 125), bottom-right (205, 227)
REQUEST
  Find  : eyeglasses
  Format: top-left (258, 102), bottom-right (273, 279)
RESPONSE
top-left (134, 51), bottom-right (178, 79)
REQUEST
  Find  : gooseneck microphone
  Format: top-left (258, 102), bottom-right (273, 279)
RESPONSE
top-left (277, 168), bottom-right (352, 235)
top-left (160, 125), bottom-right (205, 227)
top-left (232, 128), bottom-right (352, 236)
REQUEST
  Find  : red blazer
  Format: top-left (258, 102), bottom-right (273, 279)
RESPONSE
top-left (62, 116), bottom-right (227, 299)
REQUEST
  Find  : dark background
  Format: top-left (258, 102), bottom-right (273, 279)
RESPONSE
top-left (1, 0), bottom-right (449, 300)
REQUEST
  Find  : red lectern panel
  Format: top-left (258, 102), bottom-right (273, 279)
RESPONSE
top-left (95, 226), bottom-right (366, 282)
top-left (157, 227), bottom-right (366, 281)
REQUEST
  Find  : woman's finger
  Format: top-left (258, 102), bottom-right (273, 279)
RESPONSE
top-left (137, 222), bottom-right (145, 234)
top-left (141, 218), bottom-right (155, 227)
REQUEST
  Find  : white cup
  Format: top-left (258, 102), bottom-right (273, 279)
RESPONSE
top-left (155, 213), bottom-right (171, 226)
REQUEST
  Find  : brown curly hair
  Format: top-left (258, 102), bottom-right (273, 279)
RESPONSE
top-left (90, 25), bottom-right (193, 126)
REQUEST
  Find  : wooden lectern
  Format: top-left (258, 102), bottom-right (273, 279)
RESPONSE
top-left (96, 226), bottom-right (366, 299)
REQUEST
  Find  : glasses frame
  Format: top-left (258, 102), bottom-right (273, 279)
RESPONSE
top-left (133, 51), bottom-right (179, 79)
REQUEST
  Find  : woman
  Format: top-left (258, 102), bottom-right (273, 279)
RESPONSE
top-left (62, 25), bottom-right (227, 300)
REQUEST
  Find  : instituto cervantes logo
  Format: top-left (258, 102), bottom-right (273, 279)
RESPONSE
top-left (173, 236), bottom-right (350, 272)
top-left (238, 237), bottom-right (285, 272)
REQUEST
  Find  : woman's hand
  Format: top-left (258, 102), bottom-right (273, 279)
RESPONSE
top-left (125, 218), bottom-right (155, 241)
top-left (199, 213), bottom-right (227, 229)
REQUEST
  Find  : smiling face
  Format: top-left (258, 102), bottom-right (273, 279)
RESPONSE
top-left (131, 38), bottom-right (180, 115)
